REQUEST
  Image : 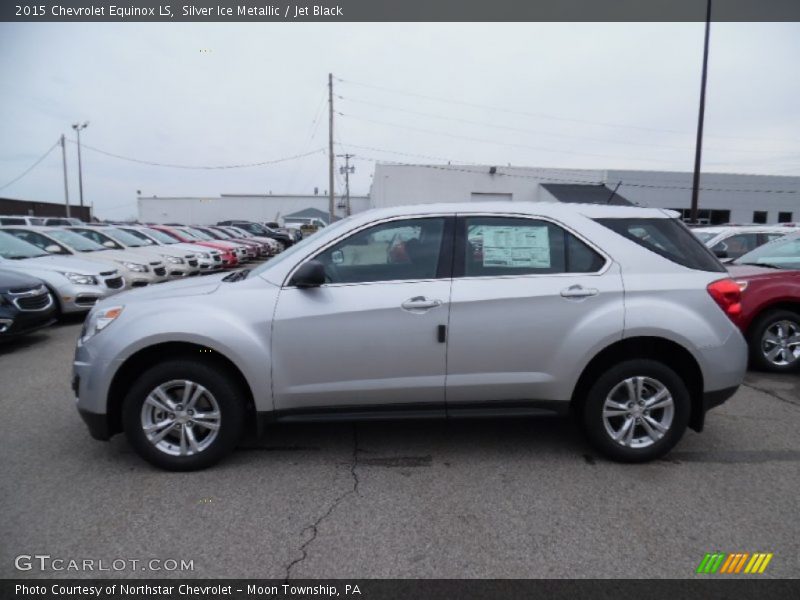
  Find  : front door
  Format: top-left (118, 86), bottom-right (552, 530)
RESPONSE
top-left (272, 216), bottom-right (454, 412)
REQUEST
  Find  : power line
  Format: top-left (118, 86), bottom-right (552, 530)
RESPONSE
top-left (337, 94), bottom-right (792, 156)
top-left (0, 141), bottom-right (60, 191)
top-left (337, 111), bottom-right (696, 166)
top-left (71, 141), bottom-right (326, 170)
top-left (335, 76), bottom-right (800, 146)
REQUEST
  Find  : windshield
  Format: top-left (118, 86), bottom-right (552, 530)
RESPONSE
top-left (106, 228), bottom-right (149, 247)
top-left (227, 227), bottom-right (250, 237)
top-left (197, 227), bottom-right (225, 240)
top-left (734, 234), bottom-right (800, 269)
top-left (143, 228), bottom-right (180, 244)
top-left (693, 231), bottom-right (716, 243)
top-left (48, 229), bottom-right (107, 252)
top-left (177, 228), bottom-right (206, 240)
top-left (0, 230), bottom-right (49, 259)
top-left (212, 228), bottom-right (235, 239)
top-left (250, 216), bottom-right (353, 277)
top-left (120, 228), bottom-right (158, 245)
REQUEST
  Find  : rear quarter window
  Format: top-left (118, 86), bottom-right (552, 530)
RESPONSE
top-left (595, 217), bottom-right (725, 272)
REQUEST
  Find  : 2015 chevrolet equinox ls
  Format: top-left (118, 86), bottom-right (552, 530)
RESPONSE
top-left (73, 203), bottom-right (747, 470)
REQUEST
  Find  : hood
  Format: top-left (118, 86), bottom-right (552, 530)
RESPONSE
top-left (172, 242), bottom-right (216, 255)
top-left (100, 271), bottom-right (229, 306)
top-left (77, 249), bottom-right (161, 267)
top-left (1, 254), bottom-right (112, 275)
top-left (0, 268), bottom-right (46, 291)
top-left (727, 264), bottom-right (797, 279)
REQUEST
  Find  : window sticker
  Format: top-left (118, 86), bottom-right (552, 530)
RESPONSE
top-left (481, 226), bottom-right (551, 268)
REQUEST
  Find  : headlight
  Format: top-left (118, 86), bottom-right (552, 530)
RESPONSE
top-left (80, 306), bottom-right (124, 343)
top-left (165, 255), bottom-right (185, 264)
top-left (119, 261), bottom-right (148, 273)
top-left (61, 272), bottom-right (98, 285)
top-left (197, 252), bottom-right (210, 259)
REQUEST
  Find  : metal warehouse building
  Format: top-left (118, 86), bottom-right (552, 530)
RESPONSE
top-left (369, 164), bottom-right (800, 225)
top-left (137, 166), bottom-right (800, 226)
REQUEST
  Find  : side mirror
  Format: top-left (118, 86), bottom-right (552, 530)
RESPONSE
top-left (44, 244), bottom-right (63, 254)
top-left (290, 260), bottom-right (326, 288)
top-left (713, 248), bottom-right (728, 259)
top-left (103, 240), bottom-right (117, 248)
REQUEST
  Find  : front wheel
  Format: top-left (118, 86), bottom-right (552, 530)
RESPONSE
top-left (122, 359), bottom-right (246, 470)
top-left (748, 309), bottom-right (800, 373)
top-left (581, 360), bottom-right (690, 463)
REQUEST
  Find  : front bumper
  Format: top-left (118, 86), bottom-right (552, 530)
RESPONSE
top-left (78, 405), bottom-right (111, 441)
top-left (58, 280), bottom-right (125, 313)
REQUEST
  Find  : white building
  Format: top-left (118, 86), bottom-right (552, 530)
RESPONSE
top-left (369, 164), bottom-right (800, 225)
top-left (137, 165), bottom-right (800, 226)
top-left (138, 193), bottom-right (370, 225)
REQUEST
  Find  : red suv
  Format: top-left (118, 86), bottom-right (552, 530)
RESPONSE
top-left (727, 232), bottom-right (800, 372)
top-left (151, 225), bottom-right (239, 268)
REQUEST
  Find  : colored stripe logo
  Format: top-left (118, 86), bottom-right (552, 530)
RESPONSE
top-left (696, 552), bottom-right (773, 574)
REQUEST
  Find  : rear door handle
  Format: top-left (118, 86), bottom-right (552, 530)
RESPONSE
top-left (560, 285), bottom-right (599, 299)
top-left (401, 296), bottom-right (443, 311)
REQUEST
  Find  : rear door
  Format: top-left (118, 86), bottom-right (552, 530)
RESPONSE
top-left (446, 215), bottom-right (624, 407)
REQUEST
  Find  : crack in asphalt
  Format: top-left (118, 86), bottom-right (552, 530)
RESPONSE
top-left (742, 382), bottom-right (800, 408)
top-left (284, 425), bottom-right (360, 581)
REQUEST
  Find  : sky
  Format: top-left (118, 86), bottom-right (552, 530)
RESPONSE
top-left (1, 22), bottom-right (799, 220)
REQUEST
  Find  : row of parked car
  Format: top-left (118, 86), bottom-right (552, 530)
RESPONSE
top-left (0, 218), bottom-right (297, 340)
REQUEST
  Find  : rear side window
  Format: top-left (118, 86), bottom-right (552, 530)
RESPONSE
top-left (0, 217), bottom-right (25, 225)
top-left (460, 217), bottom-right (606, 277)
top-left (596, 218), bottom-right (725, 272)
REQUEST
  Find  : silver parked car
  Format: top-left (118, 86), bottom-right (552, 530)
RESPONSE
top-left (1, 226), bottom-right (168, 288)
top-left (73, 203), bottom-right (747, 470)
top-left (0, 231), bottom-right (125, 313)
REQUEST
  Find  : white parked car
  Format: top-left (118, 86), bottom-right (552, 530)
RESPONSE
top-left (692, 225), bottom-right (788, 262)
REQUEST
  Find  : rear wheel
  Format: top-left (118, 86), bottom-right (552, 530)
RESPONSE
top-left (748, 309), bottom-right (800, 373)
top-left (581, 359), bottom-right (690, 463)
top-left (122, 359), bottom-right (246, 470)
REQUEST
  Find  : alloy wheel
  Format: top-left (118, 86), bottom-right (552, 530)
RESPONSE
top-left (140, 379), bottom-right (221, 456)
top-left (602, 376), bottom-right (675, 449)
top-left (761, 320), bottom-right (800, 367)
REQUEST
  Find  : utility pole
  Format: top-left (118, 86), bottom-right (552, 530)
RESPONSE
top-left (328, 73), bottom-right (335, 223)
top-left (72, 121), bottom-right (89, 210)
top-left (338, 153), bottom-right (355, 216)
top-left (60, 134), bottom-right (71, 218)
top-left (690, 0), bottom-right (712, 224)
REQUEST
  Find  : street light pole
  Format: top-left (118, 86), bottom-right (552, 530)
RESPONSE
top-left (60, 134), bottom-right (71, 218)
top-left (72, 121), bottom-right (89, 213)
top-left (690, 0), bottom-right (712, 224)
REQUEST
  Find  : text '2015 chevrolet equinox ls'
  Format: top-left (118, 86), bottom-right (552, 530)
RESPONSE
top-left (73, 203), bottom-right (747, 470)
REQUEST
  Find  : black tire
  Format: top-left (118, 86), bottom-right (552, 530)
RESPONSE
top-left (122, 359), bottom-right (246, 471)
top-left (747, 309), bottom-right (800, 373)
top-left (581, 359), bottom-right (690, 463)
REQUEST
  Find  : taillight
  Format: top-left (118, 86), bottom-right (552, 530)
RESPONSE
top-left (707, 278), bottom-right (742, 320)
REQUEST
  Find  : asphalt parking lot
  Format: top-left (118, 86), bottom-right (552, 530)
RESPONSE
top-left (1, 318), bottom-right (799, 579)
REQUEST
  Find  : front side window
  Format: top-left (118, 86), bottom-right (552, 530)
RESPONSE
top-left (314, 218), bottom-right (446, 284)
top-left (461, 217), bottom-right (605, 277)
top-left (712, 233), bottom-right (760, 259)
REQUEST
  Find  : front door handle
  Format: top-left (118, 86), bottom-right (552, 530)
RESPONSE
top-left (401, 296), bottom-right (443, 311)
top-left (560, 285), bottom-right (599, 299)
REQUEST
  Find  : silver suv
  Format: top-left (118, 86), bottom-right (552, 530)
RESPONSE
top-left (73, 203), bottom-right (747, 470)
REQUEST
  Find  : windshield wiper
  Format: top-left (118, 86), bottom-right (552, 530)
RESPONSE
top-left (222, 269), bottom-right (249, 282)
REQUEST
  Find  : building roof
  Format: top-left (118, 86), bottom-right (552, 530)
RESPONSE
top-left (284, 207), bottom-right (335, 224)
top-left (541, 184), bottom-right (633, 206)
